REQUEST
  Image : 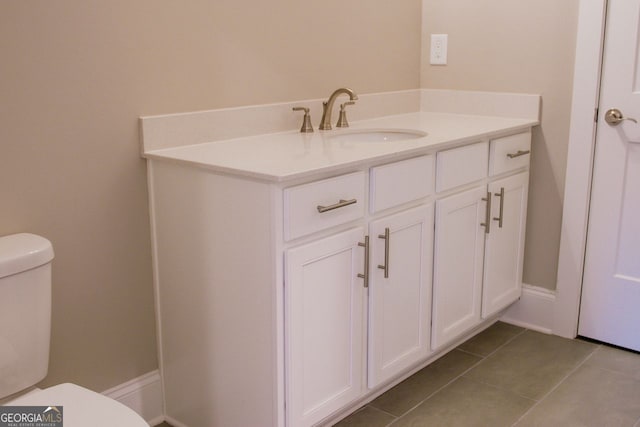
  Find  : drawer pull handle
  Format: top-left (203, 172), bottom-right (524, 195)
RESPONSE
top-left (357, 235), bottom-right (370, 288)
top-left (507, 150), bottom-right (530, 159)
top-left (317, 198), bottom-right (357, 213)
top-left (493, 187), bottom-right (505, 228)
top-left (378, 227), bottom-right (390, 278)
top-left (481, 192), bottom-right (492, 234)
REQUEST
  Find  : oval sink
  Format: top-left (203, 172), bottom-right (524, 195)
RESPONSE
top-left (328, 129), bottom-right (428, 143)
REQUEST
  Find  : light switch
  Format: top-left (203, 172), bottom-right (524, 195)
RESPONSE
top-left (430, 34), bottom-right (448, 65)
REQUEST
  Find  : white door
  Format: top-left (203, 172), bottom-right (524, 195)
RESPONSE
top-left (482, 172), bottom-right (529, 318)
top-left (432, 186), bottom-right (486, 350)
top-left (368, 204), bottom-right (434, 388)
top-left (579, 0), bottom-right (640, 352)
top-left (285, 228), bottom-right (365, 427)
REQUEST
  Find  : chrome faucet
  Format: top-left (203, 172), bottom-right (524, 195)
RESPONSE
top-left (319, 88), bottom-right (359, 130)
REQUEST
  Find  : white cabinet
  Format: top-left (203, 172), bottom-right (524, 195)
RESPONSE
top-left (285, 228), bottom-right (366, 427)
top-left (284, 157), bottom-right (436, 424)
top-left (147, 129), bottom-right (532, 427)
top-left (436, 141), bottom-right (489, 192)
top-left (432, 133), bottom-right (531, 350)
top-left (284, 172), bottom-right (365, 241)
top-left (432, 187), bottom-right (487, 349)
top-left (285, 200), bottom-right (437, 422)
top-left (482, 172), bottom-right (529, 318)
top-left (368, 204), bottom-right (434, 388)
top-left (370, 155), bottom-right (435, 213)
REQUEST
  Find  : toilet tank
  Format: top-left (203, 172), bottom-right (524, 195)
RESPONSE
top-left (0, 233), bottom-right (54, 398)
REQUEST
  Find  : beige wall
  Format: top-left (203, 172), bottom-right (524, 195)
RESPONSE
top-left (421, 0), bottom-right (580, 290)
top-left (0, 1), bottom-right (421, 391)
top-left (1, 0), bottom-right (580, 392)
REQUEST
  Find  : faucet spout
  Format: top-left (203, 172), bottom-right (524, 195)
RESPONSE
top-left (319, 88), bottom-right (358, 130)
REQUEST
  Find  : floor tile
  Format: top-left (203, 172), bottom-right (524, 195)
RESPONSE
top-left (585, 345), bottom-right (640, 380)
top-left (392, 377), bottom-right (535, 427)
top-left (458, 321), bottom-right (525, 357)
top-left (463, 330), bottom-right (597, 400)
top-left (515, 364), bottom-right (640, 427)
top-left (332, 405), bottom-right (395, 427)
top-left (369, 349), bottom-right (481, 416)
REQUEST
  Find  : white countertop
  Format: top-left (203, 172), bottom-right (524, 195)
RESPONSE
top-left (143, 112), bottom-right (537, 182)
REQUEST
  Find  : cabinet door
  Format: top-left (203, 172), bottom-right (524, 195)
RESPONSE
top-left (285, 228), bottom-right (366, 427)
top-left (368, 204), bottom-right (434, 388)
top-left (482, 172), bottom-right (529, 318)
top-left (432, 186), bottom-right (487, 350)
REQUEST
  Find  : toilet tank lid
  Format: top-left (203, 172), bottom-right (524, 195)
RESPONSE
top-left (0, 233), bottom-right (54, 279)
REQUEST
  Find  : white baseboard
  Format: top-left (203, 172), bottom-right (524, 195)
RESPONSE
top-left (102, 370), bottom-right (164, 425)
top-left (501, 284), bottom-right (556, 334)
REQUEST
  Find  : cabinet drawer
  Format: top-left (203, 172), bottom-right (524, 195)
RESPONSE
top-left (370, 155), bottom-right (435, 213)
top-left (489, 132), bottom-right (531, 176)
top-left (284, 172), bottom-right (365, 240)
top-left (436, 141), bottom-right (488, 192)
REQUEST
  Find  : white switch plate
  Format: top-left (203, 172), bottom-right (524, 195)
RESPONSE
top-left (430, 34), bottom-right (448, 65)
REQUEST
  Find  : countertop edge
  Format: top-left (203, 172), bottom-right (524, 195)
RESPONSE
top-left (143, 119), bottom-right (537, 184)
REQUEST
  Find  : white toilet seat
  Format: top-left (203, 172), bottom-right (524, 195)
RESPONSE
top-left (6, 383), bottom-right (148, 427)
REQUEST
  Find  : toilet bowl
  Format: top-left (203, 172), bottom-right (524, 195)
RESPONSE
top-left (0, 233), bottom-right (148, 426)
top-left (6, 384), bottom-right (148, 427)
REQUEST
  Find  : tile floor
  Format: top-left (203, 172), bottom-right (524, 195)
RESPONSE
top-left (335, 322), bottom-right (640, 427)
top-left (155, 322), bottom-right (640, 427)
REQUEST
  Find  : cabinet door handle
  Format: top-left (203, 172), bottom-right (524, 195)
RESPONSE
top-left (377, 227), bottom-right (390, 278)
top-left (357, 235), bottom-right (370, 288)
top-left (493, 187), bottom-right (505, 228)
top-left (317, 198), bottom-right (357, 213)
top-left (481, 192), bottom-right (492, 234)
top-left (506, 150), bottom-right (530, 159)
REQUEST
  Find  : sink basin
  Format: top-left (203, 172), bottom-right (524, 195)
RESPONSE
top-left (328, 129), bottom-right (428, 143)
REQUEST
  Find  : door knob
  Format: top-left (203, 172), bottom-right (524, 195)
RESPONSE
top-left (605, 108), bottom-right (638, 126)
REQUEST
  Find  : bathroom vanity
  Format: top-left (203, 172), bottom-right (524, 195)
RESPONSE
top-left (141, 90), bottom-right (538, 427)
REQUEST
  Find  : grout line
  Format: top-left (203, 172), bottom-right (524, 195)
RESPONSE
top-left (457, 329), bottom-right (541, 402)
top-left (458, 375), bottom-right (539, 403)
top-left (364, 405), bottom-right (398, 420)
top-left (509, 344), bottom-right (602, 426)
top-left (457, 327), bottom-right (528, 364)
top-left (585, 362), bottom-right (640, 378)
top-left (455, 347), bottom-right (486, 358)
top-left (470, 327), bottom-right (529, 359)
top-left (583, 346), bottom-right (640, 379)
top-left (458, 376), bottom-right (538, 403)
top-left (387, 326), bottom-right (528, 425)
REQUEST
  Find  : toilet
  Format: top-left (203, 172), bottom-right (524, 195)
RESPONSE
top-left (0, 233), bottom-right (148, 426)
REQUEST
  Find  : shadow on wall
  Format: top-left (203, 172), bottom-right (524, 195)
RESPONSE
top-left (522, 124), bottom-right (563, 289)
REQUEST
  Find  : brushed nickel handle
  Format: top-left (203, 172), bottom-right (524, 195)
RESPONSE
top-left (377, 227), bottom-right (390, 278)
top-left (493, 187), bottom-right (505, 228)
top-left (506, 150), bottom-right (531, 159)
top-left (317, 198), bottom-right (357, 213)
top-left (336, 101), bottom-right (355, 128)
top-left (605, 108), bottom-right (638, 126)
top-left (292, 106), bottom-right (314, 133)
top-left (357, 235), bottom-right (370, 288)
top-left (481, 192), bottom-right (492, 234)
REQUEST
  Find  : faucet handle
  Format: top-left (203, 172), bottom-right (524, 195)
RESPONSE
top-left (336, 101), bottom-right (355, 128)
top-left (292, 107), bottom-right (314, 133)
